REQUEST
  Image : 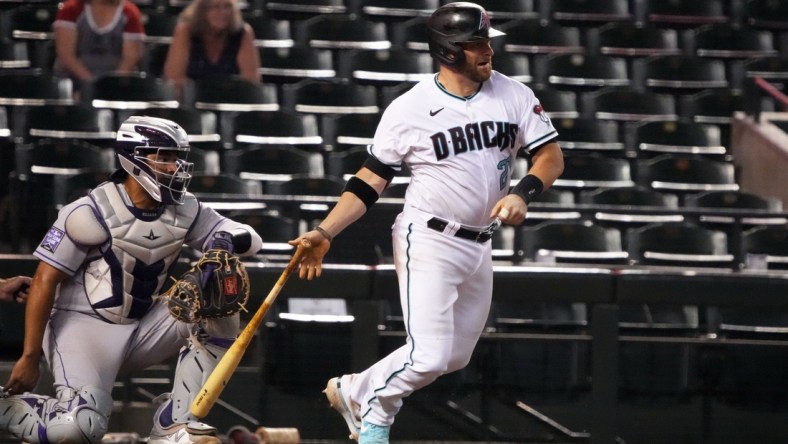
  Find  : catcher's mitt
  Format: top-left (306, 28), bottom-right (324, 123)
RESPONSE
top-left (164, 249), bottom-right (250, 323)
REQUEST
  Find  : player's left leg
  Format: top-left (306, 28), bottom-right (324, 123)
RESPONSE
top-left (351, 223), bottom-right (489, 429)
top-left (126, 302), bottom-right (238, 444)
top-left (0, 385), bottom-right (113, 444)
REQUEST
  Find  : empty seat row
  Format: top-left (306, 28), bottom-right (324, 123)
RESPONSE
top-left (512, 219), bottom-right (788, 271)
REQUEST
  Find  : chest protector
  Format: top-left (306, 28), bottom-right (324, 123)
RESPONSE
top-left (85, 182), bottom-right (199, 324)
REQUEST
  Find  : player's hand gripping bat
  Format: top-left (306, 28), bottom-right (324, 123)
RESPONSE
top-left (190, 239), bottom-right (310, 418)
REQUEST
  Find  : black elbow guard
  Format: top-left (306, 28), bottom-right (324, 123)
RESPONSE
top-left (343, 176), bottom-right (379, 209)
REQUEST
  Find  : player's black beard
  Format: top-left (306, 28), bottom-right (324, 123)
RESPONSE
top-left (460, 60), bottom-right (493, 84)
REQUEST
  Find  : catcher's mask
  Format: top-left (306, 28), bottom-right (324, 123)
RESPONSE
top-left (427, 2), bottom-right (505, 67)
top-left (115, 115), bottom-right (194, 205)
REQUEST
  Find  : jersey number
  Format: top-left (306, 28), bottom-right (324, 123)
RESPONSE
top-left (497, 156), bottom-right (512, 190)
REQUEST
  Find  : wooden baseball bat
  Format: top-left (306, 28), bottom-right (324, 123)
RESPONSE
top-left (190, 239), bottom-right (310, 418)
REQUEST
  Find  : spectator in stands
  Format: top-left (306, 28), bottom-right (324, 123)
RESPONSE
top-left (52, 0), bottom-right (146, 90)
top-left (163, 0), bottom-right (261, 98)
top-left (0, 276), bottom-right (31, 304)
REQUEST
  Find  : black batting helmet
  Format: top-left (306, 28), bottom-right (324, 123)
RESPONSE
top-left (427, 2), bottom-right (505, 67)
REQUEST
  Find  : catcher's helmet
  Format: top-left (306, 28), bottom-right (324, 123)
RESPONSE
top-left (427, 2), bottom-right (505, 67)
top-left (115, 115), bottom-right (193, 205)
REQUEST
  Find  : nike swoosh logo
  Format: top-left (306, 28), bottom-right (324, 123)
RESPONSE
top-left (429, 107), bottom-right (444, 116)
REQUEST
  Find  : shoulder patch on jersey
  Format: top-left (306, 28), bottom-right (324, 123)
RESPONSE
top-left (533, 104), bottom-right (550, 124)
top-left (41, 227), bottom-right (66, 253)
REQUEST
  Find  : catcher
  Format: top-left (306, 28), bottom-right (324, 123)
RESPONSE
top-left (0, 116), bottom-right (262, 444)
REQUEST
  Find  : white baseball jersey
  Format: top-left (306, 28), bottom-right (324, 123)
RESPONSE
top-left (370, 70), bottom-right (558, 227)
top-left (347, 70), bottom-right (561, 428)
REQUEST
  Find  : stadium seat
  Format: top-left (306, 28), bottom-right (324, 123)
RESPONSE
top-left (258, 46), bottom-right (336, 84)
top-left (294, 14), bottom-right (390, 51)
top-left (491, 51), bottom-right (532, 83)
top-left (549, 0), bottom-right (632, 27)
top-left (8, 3), bottom-right (58, 69)
top-left (337, 49), bottom-right (433, 86)
top-left (553, 117), bottom-right (624, 156)
top-left (693, 24), bottom-right (778, 59)
top-left (222, 145), bottom-right (320, 193)
top-left (579, 186), bottom-right (683, 233)
top-left (26, 104), bottom-right (115, 146)
top-left (141, 9), bottom-right (177, 45)
top-left (231, 110), bottom-right (322, 151)
top-left (635, 155), bottom-right (739, 198)
top-left (0, 38), bottom-right (30, 69)
top-left (530, 84), bottom-right (580, 119)
top-left (193, 76), bottom-right (278, 112)
top-left (583, 87), bottom-right (677, 122)
top-left (516, 220), bottom-right (629, 265)
top-left (87, 73), bottom-right (178, 113)
top-left (633, 121), bottom-right (727, 158)
top-left (244, 13), bottom-right (295, 48)
top-left (541, 53), bottom-right (630, 93)
top-left (500, 19), bottom-right (584, 55)
top-left (694, 24), bottom-right (778, 59)
top-left (0, 70), bottom-right (71, 107)
top-left (359, 0), bottom-right (438, 23)
top-left (321, 113), bottom-right (381, 151)
top-left (739, 225), bottom-right (788, 270)
top-left (679, 90), bottom-right (750, 146)
top-left (626, 221), bottom-right (734, 268)
top-left (263, 0), bottom-right (348, 21)
top-left (685, 190), bottom-right (787, 260)
top-left (598, 22), bottom-right (681, 58)
top-left (645, 0), bottom-right (730, 29)
top-left (281, 79), bottom-right (379, 115)
top-left (742, 0), bottom-right (788, 31)
top-left (552, 153), bottom-right (635, 194)
top-left (639, 55), bottom-right (729, 95)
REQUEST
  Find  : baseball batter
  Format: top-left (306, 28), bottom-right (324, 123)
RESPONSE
top-left (0, 116), bottom-right (263, 444)
top-left (290, 3), bottom-right (565, 442)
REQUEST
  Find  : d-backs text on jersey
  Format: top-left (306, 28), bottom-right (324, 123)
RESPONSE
top-left (431, 121), bottom-right (518, 160)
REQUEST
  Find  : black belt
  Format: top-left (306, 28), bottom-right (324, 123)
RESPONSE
top-left (427, 217), bottom-right (498, 243)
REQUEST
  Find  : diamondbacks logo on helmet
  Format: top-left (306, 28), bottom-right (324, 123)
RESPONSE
top-left (427, 2), bottom-right (505, 67)
top-left (478, 8), bottom-right (491, 33)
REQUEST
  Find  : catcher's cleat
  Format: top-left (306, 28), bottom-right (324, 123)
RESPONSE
top-left (324, 375), bottom-right (361, 441)
top-left (149, 421), bottom-right (221, 444)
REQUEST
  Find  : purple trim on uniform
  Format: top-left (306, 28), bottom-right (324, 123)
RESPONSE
top-left (128, 258), bottom-right (164, 318)
top-left (204, 218), bottom-right (227, 250)
top-left (33, 251), bottom-right (78, 275)
top-left (126, 204), bottom-right (165, 221)
top-left (188, 198), bottom-right (202, 238)
top-left (49, 323), bottom-right (72, 388)
top-left (158, 400), bottom-right (175, 427)
top-left (90, 252), bottom-right (156, 320)
top-left (206, 337), bottom-right (235, 349)
top-left (38, 425), bottom-right (48, 444)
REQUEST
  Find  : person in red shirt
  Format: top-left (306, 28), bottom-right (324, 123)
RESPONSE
top-left (52, 0), bottom-right (145, 87)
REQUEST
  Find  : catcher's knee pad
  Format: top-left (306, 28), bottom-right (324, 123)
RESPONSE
top-left (163, 339), bottom-right (231, 424)
top-left (0, 386), bottom-right (112, 444)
